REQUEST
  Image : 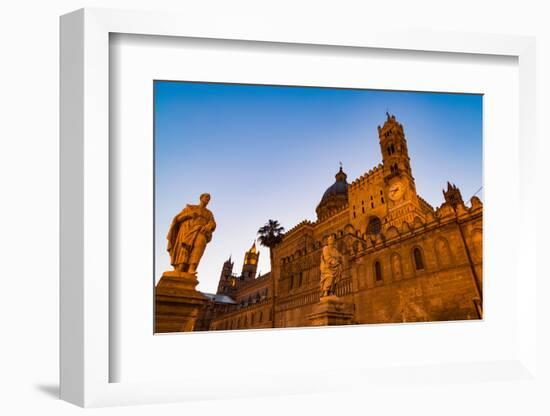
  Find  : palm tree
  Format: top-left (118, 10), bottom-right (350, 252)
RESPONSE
top-left (257, 219), bottom-right (285, 328)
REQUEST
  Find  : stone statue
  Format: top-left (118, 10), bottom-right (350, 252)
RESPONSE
top-left (319, 235), bottom-right (343, 297)
top-left (166, 193), bottom-right (216, 275)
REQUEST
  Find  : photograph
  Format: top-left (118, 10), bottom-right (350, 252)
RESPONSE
top-left (153, 81), bottom-right (483, 333)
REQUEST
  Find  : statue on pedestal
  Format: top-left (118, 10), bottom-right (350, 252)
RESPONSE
top-left (155, 193), bottom-right (215, 333)
top-left (166, 193), bottom-right (216, 275)
top-left (309, 234), bottom-right (354, 326)
top-left (319, 235), bottom-right (343, 298)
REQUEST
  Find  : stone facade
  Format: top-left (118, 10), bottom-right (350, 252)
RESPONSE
top-left (195, 113), bottom-right (483, 331)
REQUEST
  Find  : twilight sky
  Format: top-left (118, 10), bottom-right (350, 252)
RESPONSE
top-left (154, 81), bottom-right (483, 293)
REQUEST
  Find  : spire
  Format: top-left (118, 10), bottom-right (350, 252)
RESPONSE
top-left (242, 239), bottom-right (260, 279)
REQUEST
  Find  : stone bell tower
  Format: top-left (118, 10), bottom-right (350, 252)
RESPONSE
top-left (216, 256), bottom-right (235, 295)
top-left (377, 113), bottom-right (427, 228)
top-left (378, 112), bottom-right (413, 181)
top-left (241, 242), bottom-right (260, 280)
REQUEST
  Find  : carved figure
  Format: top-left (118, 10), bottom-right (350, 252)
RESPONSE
top-left (166, 193), bottom-right (216, 274)
top-left (319, 235), bottom-right (343, 297)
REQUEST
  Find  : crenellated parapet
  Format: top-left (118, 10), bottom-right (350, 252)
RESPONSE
top-left (349, 164), bottom-right (384, 192)
top-left (283, 219), bottom-right (314, 239)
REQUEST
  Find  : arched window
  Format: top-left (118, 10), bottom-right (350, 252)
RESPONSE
top-left (374, 261), bottom-right (383, 281)
top-left (413, 247), bottom-right (425, 270)
top-left (367, 216), bottom-right (382, 235)
top-left (259, 311), bottom-right (263, 322)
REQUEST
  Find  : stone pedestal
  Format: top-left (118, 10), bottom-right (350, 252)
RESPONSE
top-left (308, 295), bottom-right (355, 326)
top-left (155, 270), bottom-right (209, 333)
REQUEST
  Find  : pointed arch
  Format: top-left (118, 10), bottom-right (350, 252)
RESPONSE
top-left (435, 237), bottom-right (453, 267)
top-left (386, 226), bottom-right (400, 240)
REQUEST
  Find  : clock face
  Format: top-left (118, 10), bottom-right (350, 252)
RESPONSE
top-left (388, 181), bottom-right (405, 201)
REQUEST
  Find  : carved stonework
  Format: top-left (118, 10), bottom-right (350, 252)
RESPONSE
top-left (319, 235), bottom-right (343, 298)
top-left (307, 295), bottom-right (354, 326)
top-left (166, 193), bottom-right (216, 275)
top-left (155, 270), bottom-right (208, 332)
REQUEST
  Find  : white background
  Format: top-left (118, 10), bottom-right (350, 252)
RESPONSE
top-left (1, 1), bottom-right (549, 415)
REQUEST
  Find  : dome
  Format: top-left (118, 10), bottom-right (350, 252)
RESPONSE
top-left (316, 166), bottom-right (349, 220)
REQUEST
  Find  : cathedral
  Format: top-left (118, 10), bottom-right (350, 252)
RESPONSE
top-left (194, 113), bottom-right (483, 331)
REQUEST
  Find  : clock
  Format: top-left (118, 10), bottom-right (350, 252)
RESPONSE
top-left (388, 180), bottom-right (405, 201)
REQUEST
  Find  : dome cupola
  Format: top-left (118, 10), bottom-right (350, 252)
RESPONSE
top-left (316, 165), bottom-right (349, 220)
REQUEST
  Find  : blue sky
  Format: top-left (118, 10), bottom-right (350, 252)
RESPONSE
top-left (154, 81), bottom-right (482, 293)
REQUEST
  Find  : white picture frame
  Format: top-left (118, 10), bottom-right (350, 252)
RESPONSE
top-left (60, 7), bottom-right (538, 408)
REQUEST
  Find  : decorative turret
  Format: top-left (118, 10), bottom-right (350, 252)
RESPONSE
top-left (241, 241), bottom-right (260, 280)
top-left (443, 182), bottom-right (464, 208)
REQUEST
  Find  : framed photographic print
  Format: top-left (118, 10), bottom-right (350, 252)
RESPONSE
top-left (60, 7), bottom-right (538, 409)
top-left (152, 81), bottom-right (484, 334)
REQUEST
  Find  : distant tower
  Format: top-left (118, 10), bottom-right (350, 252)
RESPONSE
top-left (443, 182), bottom-right (464, 208)
top-left (216, 256), bottom-right (235, 295)
top-left (378, 112), bottom-right (413, 180)
top-left (241, 241), bottom-right (260, 280)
